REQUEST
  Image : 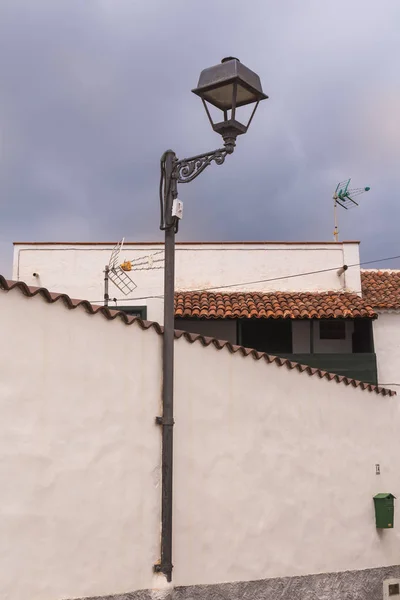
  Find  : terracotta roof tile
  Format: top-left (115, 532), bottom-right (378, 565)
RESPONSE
top-left (175, 291), bottom-right (376, 320)
top-left (361, 270), bottom-right (400, 310)
top-left (0, 276), bottom-right (393, 396)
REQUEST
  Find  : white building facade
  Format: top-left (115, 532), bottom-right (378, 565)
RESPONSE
top-left (13, 241), bottom-right (362, 322)
top-left (361, 269), bottom-right (400, 392)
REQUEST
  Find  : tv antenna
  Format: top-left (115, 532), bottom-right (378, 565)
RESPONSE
top-left (104, 239), bottom-right (137, 307)
top-left (332, 178), bottom-right (370, 241)
top-left (103, 240), bottom-right (165, 307)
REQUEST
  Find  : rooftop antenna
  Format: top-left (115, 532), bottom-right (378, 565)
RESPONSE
top-left (332, 178), bottom-right (370, 241)
top-left (103, 241), bottom-right (165, 307)
top-left (104, 238), bottom-right (137, 307)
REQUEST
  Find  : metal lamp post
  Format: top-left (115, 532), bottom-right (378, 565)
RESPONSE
top-left (155, 57), bottom-right (267, 582)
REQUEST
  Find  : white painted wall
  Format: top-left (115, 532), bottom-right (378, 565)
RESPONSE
top-left (1, 286), bottom-right (399, 600)
top-left (173, 336), bottom-right (400, 587)
top-left (12, 242), bottom-right (361, 324)
top-left (373, 312), bottom-right (400, 389)
top-left (0, 291), bottom-right (162, 600)
top-left (292, 319), bottom-right (354, 354)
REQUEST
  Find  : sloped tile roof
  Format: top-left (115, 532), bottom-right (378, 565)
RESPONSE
top-left (361, 270), bottom-right (400, 310)
top-left (0, 275), bottom-right (393, 396)
top-left (175, 291), bottom-right (377, 320)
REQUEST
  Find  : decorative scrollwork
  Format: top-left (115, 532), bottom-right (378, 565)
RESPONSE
top-left (175, 148), bottom-right (228, 184)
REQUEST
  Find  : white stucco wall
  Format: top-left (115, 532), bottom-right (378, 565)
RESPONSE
top-left (12, 242), bottom-right (362, 324)
top-left (1, 285), bottom-right (398, 600)
top-left (0, 291), bottom-right (162, 600)
top-left (173, 337), bottom-right (400, 587)
top-left (373, 312), bottom-right (400, 389)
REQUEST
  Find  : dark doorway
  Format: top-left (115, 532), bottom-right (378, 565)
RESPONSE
top-left (240, 319), bottom-right (292, 354)
top-left (352, 319), bottom-right (374, 353)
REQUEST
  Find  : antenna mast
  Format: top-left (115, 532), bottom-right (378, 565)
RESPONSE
top-left (333, 199), bottom-right (339, 243)
top-left (104, 265), bottom-right (110, 307)
top-left (104, 238), bottom-right (137, 306)
top-left (332, 178), bottom-right (370, 241)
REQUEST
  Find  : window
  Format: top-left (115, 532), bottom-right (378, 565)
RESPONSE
top-left (389, 583), bottom-right (400, 596)
top-left (319, 320), bottom-right (346, 340)
top-left (115, 306), bottom-right (147, 320)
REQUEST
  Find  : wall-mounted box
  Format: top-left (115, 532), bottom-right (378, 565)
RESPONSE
top-left (374, 493), bottom-right (396, 529)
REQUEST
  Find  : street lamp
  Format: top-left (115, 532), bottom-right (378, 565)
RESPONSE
top-left (155, 57), bottom-right (267, 582)
top-left (192, 56), bottom-right (268, 153)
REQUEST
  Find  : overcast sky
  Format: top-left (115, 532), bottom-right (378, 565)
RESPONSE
top-left (1, 0), bottom-right (400, 276)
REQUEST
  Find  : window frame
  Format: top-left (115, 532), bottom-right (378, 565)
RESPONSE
top-left (114, 305), bottom-right (147, 320)
top-left (389, 583), bottom-right (400, 596)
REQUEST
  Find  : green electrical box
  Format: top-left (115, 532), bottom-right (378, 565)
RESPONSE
top-left (373, 493), bottom-right (396, 529)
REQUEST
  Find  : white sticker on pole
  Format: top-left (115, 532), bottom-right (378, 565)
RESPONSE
top-left (172, 199), bottom-right (183, 219)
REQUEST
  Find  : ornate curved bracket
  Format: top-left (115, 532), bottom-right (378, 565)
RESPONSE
top-left (174, 148), bottom-right (229, 184)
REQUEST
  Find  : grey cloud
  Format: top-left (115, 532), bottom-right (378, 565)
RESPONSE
top-left (1, 0), bottom-right (400, 278)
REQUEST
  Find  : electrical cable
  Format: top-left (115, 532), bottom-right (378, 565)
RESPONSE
top-left (88, 252), bottom-right (400, 304)
top-left (159, 153), bottom-right (167, 230)
top-left (359, 255), bottom-right (400, 267)
top-left (159, 151), bottom-right (179, 233)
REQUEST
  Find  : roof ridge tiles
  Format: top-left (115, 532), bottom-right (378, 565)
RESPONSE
top-left (361, 271), bottom-right (400, 310)
top-left (175, 290), bottom-right (377, 320)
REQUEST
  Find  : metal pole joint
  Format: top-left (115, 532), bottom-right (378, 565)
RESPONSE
top-left (155, 416), bottom-right (175, 426)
